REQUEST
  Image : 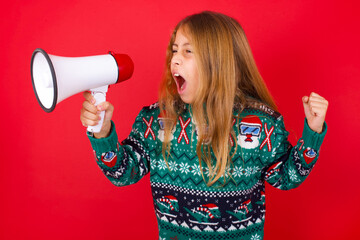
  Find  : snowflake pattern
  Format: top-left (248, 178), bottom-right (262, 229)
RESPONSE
top-left (251, 233), bottom-right (261, 240)
top-left (253, 166), bottom-right (260, 174)
top-left (203, 166), bottom-right (210, 177)
top-left (154, 158), bottom-right (264, 179)
top-left (158, 159), bottom-right (168, 170)
top-left (150, 159), bottom-right (157, 170)
top-left (169, 161), bottom-right (177, 172)
top-left (220, 167), bottom-right (232, 178)
top-left (191, 163), bottom-right (201, 176)
top-left (179, 162), bottom-right (190, 174)
top-left (233, 166), bottom-right (244, 177)
top-left (245, 167), bottom-right (253, 177)
top-left (289, 168), bottom-right (299, 182)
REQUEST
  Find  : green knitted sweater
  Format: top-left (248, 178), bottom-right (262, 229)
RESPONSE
top-left (88, 102), bottom-right (327, 240)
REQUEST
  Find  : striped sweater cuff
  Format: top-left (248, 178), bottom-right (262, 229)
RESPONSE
top-left (302, 118), bottom-right (327, 150)
top-left (87, 121), bottom-right (118, 153)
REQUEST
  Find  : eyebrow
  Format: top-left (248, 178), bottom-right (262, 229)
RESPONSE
top-left (172, 43), bottom-right (191, 47)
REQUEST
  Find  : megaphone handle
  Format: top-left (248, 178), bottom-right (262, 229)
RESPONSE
top-left (87, 85), bottom-right (109, 133)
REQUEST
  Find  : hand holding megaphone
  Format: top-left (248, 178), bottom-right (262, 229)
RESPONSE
top-left (80, 92), bottom-right (114, 138)
top-left (31, 48), bottom-right (134, 133)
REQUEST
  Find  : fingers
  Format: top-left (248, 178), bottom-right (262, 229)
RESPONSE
top-left (82, 99), bottom-right (98, 113)
top-left (308, 106), bottom-right (326, 117)
top-left (81, 107), bottom-right (100, 121)
top-left (308, 92), bottom-right (328, 104)
top-left (83, 91), bottom-right (96, 104)
top-left (80, 107), bottom-right (100, 127)
top-left (83, 92), bottom-right (113, 112)
top-left (98, 101), bottom-right (114, 122)
top-left (80, 91), bottom-right (114, 128)
top-left (308, 92), bottom-right (329, 112)
top-left (302, 96), bottom-right (309, 103)
top-left (304, 92), bottom-right (329, 117)
top-left (81, 92), bottom-right (100, 127)
top-left (97, 101), bottom-right (114, 112)
top-left (303, 92), bottom-right (329, 105)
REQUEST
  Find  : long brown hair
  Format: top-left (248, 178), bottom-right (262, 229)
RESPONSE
top-left (159, 11), bottom-right (277, 186)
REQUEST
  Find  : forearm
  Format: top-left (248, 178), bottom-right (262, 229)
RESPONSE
top-left (264, 119), bottom-right (327, 190)
top-left (89, 121), bottom-right (151, 186)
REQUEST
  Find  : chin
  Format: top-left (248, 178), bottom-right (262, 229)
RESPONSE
top-left (179, 94), bottom-right (195, 104)
top-left (180, 97), bottom-right (192, 104)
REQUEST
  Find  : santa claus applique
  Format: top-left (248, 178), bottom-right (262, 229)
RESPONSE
top-left (237, 115), bottom-right (263, 149)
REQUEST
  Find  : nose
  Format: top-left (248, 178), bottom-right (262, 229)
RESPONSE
top-left (171, 55), bottom-right (182, 66)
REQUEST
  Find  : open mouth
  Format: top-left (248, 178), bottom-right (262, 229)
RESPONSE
top-left (174, 73), bottom-right (186, 93)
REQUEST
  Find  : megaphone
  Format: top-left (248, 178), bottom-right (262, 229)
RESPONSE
top-left (31, 48), bottom-right (134, 133)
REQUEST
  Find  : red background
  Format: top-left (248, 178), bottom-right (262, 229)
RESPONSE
top-left (1, 0), bottom-right (359, 239)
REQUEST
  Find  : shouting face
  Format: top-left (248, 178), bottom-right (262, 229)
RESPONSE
top-left (171, 28), bottom-right (199, 104)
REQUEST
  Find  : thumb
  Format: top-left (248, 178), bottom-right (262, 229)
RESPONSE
top-left (97, 101), bottom-right (113, 111)
top-left (302, 96), bottom-right (312, 118)
top-left (302, 96), bottom-right (309, 104)
top-left (97, 102), bottom-right (114, 121)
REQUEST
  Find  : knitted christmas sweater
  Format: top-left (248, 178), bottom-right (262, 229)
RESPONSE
top-left (88, 102), bottom-right (327, 240)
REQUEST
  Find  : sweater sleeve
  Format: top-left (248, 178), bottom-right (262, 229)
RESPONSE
top-left (262, 116), bottom-right (327, 190)
top-left (87, 109), bottom-right (152, 187)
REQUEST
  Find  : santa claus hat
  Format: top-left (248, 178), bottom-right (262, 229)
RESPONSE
top-left (241, 115), bottom-right (262, 126)
top-left (202, 203), bottom-right (219, 209)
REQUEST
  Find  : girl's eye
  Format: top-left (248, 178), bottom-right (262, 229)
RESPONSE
top-left (186, 50), bottom-right (192, 53)
top-left (172, 49), bottom-right (178, 53)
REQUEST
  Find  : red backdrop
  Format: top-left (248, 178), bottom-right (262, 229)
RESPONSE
top-left (1, 0), bottom-right (359, 239)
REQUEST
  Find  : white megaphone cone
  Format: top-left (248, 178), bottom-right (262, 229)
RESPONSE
top-left (31, 48), bottom-right (134, 133)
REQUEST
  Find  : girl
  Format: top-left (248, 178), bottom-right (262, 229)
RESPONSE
top-left (80, 11), bottom-right (328, 240)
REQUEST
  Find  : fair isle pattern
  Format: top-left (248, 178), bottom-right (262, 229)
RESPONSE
top-left (150, 181), bottom-right (264, 198)
top-left (88, 102), bottom-right (327, 240)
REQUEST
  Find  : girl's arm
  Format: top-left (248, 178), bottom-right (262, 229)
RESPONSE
top-left (88, 118), bottom-right (151, 186)
top-left (302, 92), bottom-right (328, 134)
top-left (80, 91), bottom-right (113, 139)
top-left (81, 92), bottom-right (152, 186)
top-left (262, 92), bottom-right (328, 190)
